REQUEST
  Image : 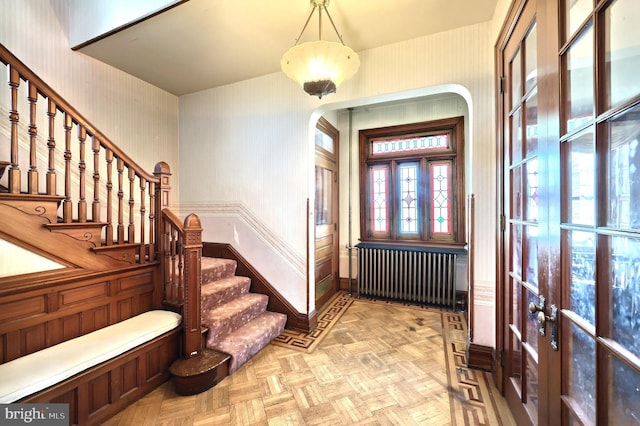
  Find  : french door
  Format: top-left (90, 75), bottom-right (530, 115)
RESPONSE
top-left (498, 0), bottom-right (640, 424)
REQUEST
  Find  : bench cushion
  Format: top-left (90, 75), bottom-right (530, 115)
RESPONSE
top-left (0, 310), bottom-right (181, 403)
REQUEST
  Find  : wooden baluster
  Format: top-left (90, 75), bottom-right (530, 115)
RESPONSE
top-left (92, 136), bottom-right (101, 222)
top-left (148, 181), bottom-right (156, 262)
top-left (169, 226), bottom-right (178, 302)
top-left (27, 81), bottom-right (38, 194)
top-left (62, 112), bottom-right (72, 223)
top-left (177, 233), bottom-right (184, 303)
top-left (46, 99), bottom-right (56, 195)
top-left (139, 176), bottom-right (147, 262)
top-left (128, 168), bottom-right (135, 243)
top-left (105, 149), bottom-right (114, 245)
top-left (154, 162), bottom-right (171, 261)
top-left (117, 157), bottom-right (124, 243)
top-left (163, 222), bottom-right (173, 302)
top-left (77, 126), bottom-right (87, 222)
top-left (8, 65), bottom-right (20, 194)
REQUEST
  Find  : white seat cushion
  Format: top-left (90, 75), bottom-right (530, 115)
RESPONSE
top-left (0, 310), bottom-right (181, 403)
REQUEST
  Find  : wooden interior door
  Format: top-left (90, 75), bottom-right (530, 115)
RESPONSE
top-left (498, 0), bottom-right (640, 424)
top-left (499, 1), bottom-right (550, 424)
top-left (556, 0), bottom-right (640, 423)
top-left (314, 117), bottom-right (339, 309)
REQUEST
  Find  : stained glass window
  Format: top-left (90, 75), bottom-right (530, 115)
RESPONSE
top-left (371, 165), bottom-right (389, 233)
top-left (399, 163), bottom-right (419, 234)
top-left (360, 117), bottom-right (464, 243)
top-left (431, 162), bottom-right (450, 234)
top-left (372, 134), bottom-right (449, 156)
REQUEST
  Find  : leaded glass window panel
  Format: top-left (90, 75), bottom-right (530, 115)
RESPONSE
top-left (371, 134), bottom-right (449, 156)
top-left (431, 162), bottom-right (450, 234)
top-left (371, 165), bottom-right (389, 233)
top-left (398, 163), bottom-right (419, 234)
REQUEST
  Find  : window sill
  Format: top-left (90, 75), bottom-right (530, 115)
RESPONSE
top-left (355, 240), bottom-right (467, 254)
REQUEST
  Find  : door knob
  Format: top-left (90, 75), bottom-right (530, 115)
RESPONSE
top-left (529, 295), bottom-right (545, 314)
top-left (528, 295), bottom-right (547, 336)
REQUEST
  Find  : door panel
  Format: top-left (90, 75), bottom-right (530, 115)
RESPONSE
top-left (502, 1), bottom-right (544, 423)
top-left (499, 0), bottom-right (640, 424)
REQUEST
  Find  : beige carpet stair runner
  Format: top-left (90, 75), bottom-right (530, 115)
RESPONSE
top-left (200, 257), bottom-right (287, 374)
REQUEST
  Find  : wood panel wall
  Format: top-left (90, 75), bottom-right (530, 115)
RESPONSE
top-left (0, 265), bottom-right (161, 364)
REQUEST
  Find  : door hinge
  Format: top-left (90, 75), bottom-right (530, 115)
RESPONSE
top-left (500, 214), bottom-right (506, 232)
top-left (500, 349), bottom-right (506, 368)
top-left (499, 76), bottom-right (505, 94)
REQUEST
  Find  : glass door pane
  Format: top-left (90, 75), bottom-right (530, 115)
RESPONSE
top-left (604, 0), bottom-right (640, 109)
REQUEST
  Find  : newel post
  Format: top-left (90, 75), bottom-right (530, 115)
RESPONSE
top-left (182, 213), bottom-right (203, 358)
top-left (154, 161), bottom-right (172, 209)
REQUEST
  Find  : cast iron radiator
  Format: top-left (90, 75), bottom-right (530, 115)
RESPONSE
top-left (356, 244), bottom-right (458, 309)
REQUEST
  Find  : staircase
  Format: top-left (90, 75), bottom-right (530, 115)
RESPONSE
top-left (200, 256), bottom-right (287, 374)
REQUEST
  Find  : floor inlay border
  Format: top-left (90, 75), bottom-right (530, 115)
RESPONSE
top-left (272, 292), bottom-right (354, 353)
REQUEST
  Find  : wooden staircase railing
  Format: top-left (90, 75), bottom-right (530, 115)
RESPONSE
top-left (0, 43), bottom-right (199, 322)
top-left (0, 42), bottom-right (167, 263)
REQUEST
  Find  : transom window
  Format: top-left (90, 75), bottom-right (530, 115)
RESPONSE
top-left (359, 117), bottom-right (465, 245)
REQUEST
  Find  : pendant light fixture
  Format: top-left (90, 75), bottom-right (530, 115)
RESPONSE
top-left (281, 0), bottom-right (360, 98)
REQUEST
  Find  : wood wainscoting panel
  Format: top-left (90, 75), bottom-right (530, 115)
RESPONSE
top-left (120, 358), bottom-right (140, 398)
top-left (81, 305), bottom-right (110, 335)
top-left (60, 312), bottom-right (82, 342)
top-left (52, 389), bottom-right (78, 425)
top-left (58, 282), bottom-right (109, 308)
top-left (88, 371), bottom-right (111, 415)
top-left (0, 295), bottom-right (46, 323)
top-left (21, 323), bottom-right (46, 356)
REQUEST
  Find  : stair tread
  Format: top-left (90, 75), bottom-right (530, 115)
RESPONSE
top-left (203, 293), bottom-right (269, 344)
top-left (207, 311), bottom-right (287, 374)
top-left (201, 276), bottom-right (251, 311)
top-left (201, 257), bottom-right (237, 284)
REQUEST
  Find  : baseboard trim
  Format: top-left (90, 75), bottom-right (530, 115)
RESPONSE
top-left (467, 342), bottom-right (494, 371)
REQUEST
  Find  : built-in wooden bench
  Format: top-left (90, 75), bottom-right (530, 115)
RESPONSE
top-left (0, 266), bottom-right (183, 425)
top-left (0, 310), bottom-right (180, 403)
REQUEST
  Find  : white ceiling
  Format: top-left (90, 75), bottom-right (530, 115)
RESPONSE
top-left (77, 0), bottom-right (500, 96)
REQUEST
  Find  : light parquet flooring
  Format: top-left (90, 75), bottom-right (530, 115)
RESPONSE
top-left (103, 295), bottom-right (515, 425)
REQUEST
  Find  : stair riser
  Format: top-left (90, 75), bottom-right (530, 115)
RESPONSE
top-left (201, 258), bottom-right (237, 284)
top-left (201, 277), bottom-right (250, 312)
top-left (204, 294), bottom-right (268, 345)
top-left (209, 312), bottom-right (287, 374)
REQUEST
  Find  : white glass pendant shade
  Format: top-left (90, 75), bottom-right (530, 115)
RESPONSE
top-left (281, 40), bottom-right (360, 98)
